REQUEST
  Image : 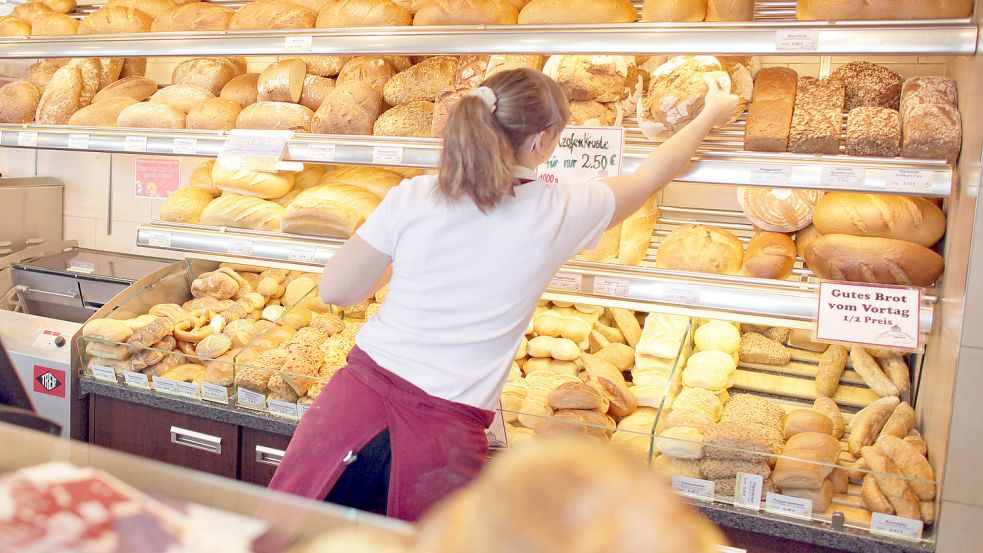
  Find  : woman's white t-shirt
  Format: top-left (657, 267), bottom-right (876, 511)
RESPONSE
top-left (354, 166), bottom-right (616, 410)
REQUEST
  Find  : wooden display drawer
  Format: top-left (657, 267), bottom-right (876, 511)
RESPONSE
top-left (240, 427), bottom-right (293, 487)
top-left (90, 395), bottom-right (239, 479)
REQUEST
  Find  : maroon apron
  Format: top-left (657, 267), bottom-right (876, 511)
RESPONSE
top-left (267, 346), bottom-right (494, 521)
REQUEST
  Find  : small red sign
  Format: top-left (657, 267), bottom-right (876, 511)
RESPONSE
top-left (134, 157), bottom-right (180, 199)
top-left (33, 366), bottom-right (66, 399)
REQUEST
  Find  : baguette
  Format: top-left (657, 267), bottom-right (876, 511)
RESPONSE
top-left (861, 445), bottom-right (921, 520)
top-left (813, 193), bottom-right (947, 248)
top-left (814, 345), bottom-right (847, 397)
top-left (850, 346), bottom-right (900, 397)
top-left (0, 81), bottom-right (41, 124)
top-left (804, 234), bottom-right (944, 287)
top-left (847, 396), bottom-right (900, 456)
top-left (742, 231), bottom-right (796, 280)
top-left (878, 401), bottom-right (915, 441)
top-left (67, 97), bottom-right (138, 127)
top-left (880, 355), bottom-right (911, 398)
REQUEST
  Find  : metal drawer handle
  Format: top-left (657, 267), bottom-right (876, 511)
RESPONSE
top-left (169, 426), bottom-right (222, 455)
top-left (16, 285), bottom-right (79, 300)
top-left (256, 445), bottom-right (285, 467)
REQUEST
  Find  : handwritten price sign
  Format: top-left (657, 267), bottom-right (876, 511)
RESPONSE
top-left (538, 126), bottom-right (625, 186)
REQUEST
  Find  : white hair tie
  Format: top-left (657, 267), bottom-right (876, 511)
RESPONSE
top-left (468, 86), bottom-right (497, 113)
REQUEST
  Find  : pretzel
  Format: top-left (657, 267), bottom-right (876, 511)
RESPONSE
top-left (173, 318), bottom-right (214, 343)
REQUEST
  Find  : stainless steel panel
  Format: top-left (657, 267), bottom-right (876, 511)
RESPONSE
top-left (0, 178), bottom-right (63, 255)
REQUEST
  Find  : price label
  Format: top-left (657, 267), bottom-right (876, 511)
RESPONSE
top-left (749, 164), bottom-right (791, 186)
top-left (227, 239), bottom-right (254, 257)
top-left (17, 132), bottom-right (38, 147)
top-left (776, 29), bottom-right (819, 51)
top-left (201, 382), bottom-right (230, 404)
top-left (671, 476), bottom-right (715, 502)
top-left (734, 472), bottom-right (764, 511)
top-left (68, 133), bottom-right (90, 150)
top-left (124, 135), bottom-right (148, 152)
top-left (821, 166), bottom-right (865, 189)
top-left (176, 380), bottom-right (201, 399)
top-left (90, 364), bottom-right (117, 383)
top-left (548, 273), bottom-right (583, 293)
top-left (145, 231), bottom-right (172, 248)
top-left (238, 387), bottom-right (267, 410)
top-left (870, 512), bottom-right (924, 542)
top-left (593, 276), bottom-right (630, 298)
top-left (884, 168), bottom-right (933, 194)
top-left (172, 137), bottom-right (198, 155)
top-left (122, 370), bottom-right (150, 389)
top-left (268, 399), bottom-right (299, 419)
top-left (372, 146), bottom-right (403, 165)
top-left (538, 126), bottom-right (624, 186)
top-left (287, 245), bottom-right (317, 263)
top-left (152, 376), bottom-right (180, 396)
top-left (307, 143), bottom-right (336, 162)
top-left (284, 35), bottom-right (313, 52)
top-left (662, 285), bottom-right (701, 305)
top-left (765, 492), bottom-right (813, 520)
top-left (219, 129), bottom-right (293, 172)
top-left (816, 282), bottom-right (921, 350)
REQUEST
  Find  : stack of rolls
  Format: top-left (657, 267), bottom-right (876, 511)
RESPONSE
top-left (771, 431), bottom-right (842, 512)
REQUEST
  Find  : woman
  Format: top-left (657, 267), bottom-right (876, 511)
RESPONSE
top-left (269, 68), bottom-right (738, 520)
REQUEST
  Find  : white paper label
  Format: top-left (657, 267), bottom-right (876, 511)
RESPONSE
top-left (816, 282), bottom-right (921, 350)
top-left (870, 512), bottom-right (924, 542)
top-left (593, 276), bottom-right (630, 298)
top-left (227, 238), bottom-right (254, 257)
top-left (284, 35), bottom-right (313, 52)
top-left (548, 273), bottom-right (583, 293)
top-left (776, 29), bottom-right (819, 51)
top-left (287, 245), bottom-right (317, 263)
top-left (734, 472), bottom-right (764, 510)
top-left (538, 126), bottom-right (625, 186)
top-left (307, 143), bottom-right (336, 162)
top-left (124, 135), bottom-right (148, 152)
top-left (672, 476), bottom-right (715, 501)
top-left (268, 399), bottom-right (299, 418)
top-left (122, 370), bottom-right (150, 389)
top-left (372, 146), bottom-right (403, 165)
top-left (201, 382), bottom-right (230, 404)
top-left (662, 285), bottom-right (701, 305)
top-left (821, 166), bottom-right (865, 189)
top-left (152, 376), bottom-right (180, 395)
top-left (219, 129), bottom-right (293, 172)
top-left (68, 133), bottom-right (89, 150)
top-left (172, 137), bottom-right (198, 155)
top-left (883, 168), bottom-right (933, 194)
top-left (297, 403), bottom-right (310, 418)
top-left (145, 231), bottom-right (172, 248)
top-left (17, 132), bottom-right (38, 147)
top-left (90, 364), bottom-right (117, 383)
top-left (765, 492), bottom-right (813, 520)
top-left (749, 164), bottom-right (791, 186)
top-left (175, 380), bottom-right (201, 399)
top-left (238, 387), bottom-right (267, 410)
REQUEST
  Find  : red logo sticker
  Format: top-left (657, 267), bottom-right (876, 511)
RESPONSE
top-left (33, 365), bottom-right (66, 398)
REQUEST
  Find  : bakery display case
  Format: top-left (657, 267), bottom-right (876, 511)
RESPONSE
top-left (1, 0), bottom-right (982, 551)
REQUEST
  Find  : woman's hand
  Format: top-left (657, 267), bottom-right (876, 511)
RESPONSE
top-left (702, 75), bottom-right (740, 127)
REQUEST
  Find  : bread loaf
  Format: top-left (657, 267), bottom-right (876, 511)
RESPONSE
top-left (298, 75), bottom-right (336, 111)
top-left (795, 224), bottom-right (821, 259)
top-left (151, 3), bottom-right (235, 31)
top-left (92, 76), bottom-right (158, 104)
top-left (0, 16), bottom-right (30, 36)
top-left (738, 188), bottom-right (821, 233)
top-left (783, 410), bottom-right (834, 439)
top-left (199, 194), bottom-right (285, 231)
top-left (116, 102), bottom-right (186, 129)
top-left (35, 64), bottom-right (83, 125)
top-left (65, 58), bottom-right (101, 108)
top-left (568, 100), bottom-right (619, 126)
top-left (284, 56), bottom-right (351, 78)
top-left (317, 0), bottom-right (412, 27)
top-left (0, 81), bottom-right (41, 124)
top-left (94, 58), bottom-right (123, 90)
top-left (845, 107), bottom-right (900, 158)
top-left (639, 56), bottom-right (731, 140)
top-left (289, 0), bottom-right (335, 11)
top-left (212, 161), bottom-right (296, 199)
top-left (901, 76), bottom-right (957, 118)
top-left (805, 234), bottom-right (943, 287)
top-left (413, 0), bottom-right (518, 25)
top-left (518, 0), bottom-right (635, 23)
top-left (383, 55), bottom-right (455, 105)
top-left (120, 58), bottom-right (147, 78)
top-left (106, 0), bottom-right (175, 18)
top-left (485, 55), bottom-right (544, 78)
top-left (580, 224), bottom-right (622, 264)
top-left (258, 59), bottom-right (307, 103)
top-left (281, 184), bottom-right (381, 237)
top-left (160, 187), bottom-right (215, 224)
top-left (813, 193), bottom-right (946, 248)
top-left (902, 103), bottom-right (962, 163)
top-left (616, 196), bottom-right (658, 266)
top-left (742, 231), bottom-right (795, 280)
top-left (744, 67), bottom-right (797, 152)
top-left (797, 0), bottom-right (972, 20)
top-left (78, 6), bottom-right (153, 34)
top-left (220, 73), bottom-right (260, 109)
top-left (642, 0), bottom-right (706, 21)
top-left (23, 61), bottom-right (59, 93)
top-left (186, 97), bottom-right (242, 131)
top-left (772, 432), bottom-right (840, 489)
top-left (173, 57), bottom-right (238, 96)
top-left (543, 55), bottom-right (634, 103)
top-left (374, 101), bottom-right (434, 137)
top-left (236, 101), bottom-right (314, 132)
top-left (27, 0), bottom-right (76, 15)
top-left (312, 80), bottom-right (384, 135)
top-left (831, 62), bottom-right (902, 111)
top-left (318, 166), bottom-right (402, 198)
top-left (190, 161), bottom-right (221, 196)
top-left (229, 0), bottom-right (316, 29)
top-left (656, 224), bottom-right (743, 275)
top-left (67, 97), bottom-right (138, 127)
top-left (12, 2), bottom-right (52, 23)
top-left (29, 12), bottom-right (78, 35)
top-left (150, 84), bottom-right (215, 114)
top-left (706, 0), bottom-right (752, 20)
top-left (788, 77), bottom-right (845, 155)
top-left (337, 56), bottom-right (396, 95)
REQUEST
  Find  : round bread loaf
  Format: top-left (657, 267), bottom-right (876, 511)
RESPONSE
top-left (639, 55), bottom-right (731, 140)
top-left (92, 76), bottom-right (158, 104)
top-left (0, 81), bottom-right (41, 124)
top-left (23, 61), bottom-right (60, 92)
top-left (120, 57), bottom-right (147, 78)
top-left (27, 0), bottom-right (77, 15)
top-left (78, 6), bottom-right (153, 34)
top-left (337, 56), bottom-right (396, 95)
top-left (373, 101), bottom-right (434, 137)
top-left (413, 0), bottom-right (518, 25)
top-left (694, 320), bottom-right (741, 355)
top-left (35, 64), bottom-right (83, 124)
top-left (656, 224), bottom-right (744, 275)
top-left (173, 57), bottom-right (238, 96)
top-left (107, 0), bottom-right (176, 18)
top-left (220, 73), bottom-right (260, 109)
top-left (160, 187), bottom-right (215, 224)
top-left (152, 3), bottom-right (235, 31)
top-left (316, 0), bottom-right (412, 27)
top-left (150, 84), bottom-right (215, 114)
top-left (569, 100), bottom-right (619, 126)
top-left (543, 55), bottom-right (634, 103)
top-left (0, 16), bottom-right (31, 36)
top-left (186, 97), bottom-right (242, 130)
top-left (831, 61), bottom-right (903, 111)
top-left (383, 55), bottom-right (455, 105)
top-left (519, 0), bottom-right (635, 23)
top-left (258, 59), bottom-right (307, 103)
top-left (29, 12), bottom-right (78, 35)
top-left (312, 80), bottom-right (384, 135)
top-left (67, 97), bottom-right (138, 126)
top-left (236, 101), bottom-right (314, 132)
top-left (229, 0), bottom-right (316, 30)
top-left (12, 2), bottom-right (53, 24)
top-left (117, 102), bottom-right (186, 128)
top-left (737, 187), bottom-right (822, 233)
top-left (642, 0), bottom-right (707, 21)
top-left (298, 75), bottom-right (336, 111)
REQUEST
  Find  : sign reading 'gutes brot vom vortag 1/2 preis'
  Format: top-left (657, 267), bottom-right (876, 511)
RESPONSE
top-left (816, 282), bottom-right (921, 350)
top-left (538, 126), bottom-right (624, 187)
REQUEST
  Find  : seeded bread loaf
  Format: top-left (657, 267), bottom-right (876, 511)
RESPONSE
top-left (383, 55), bottom-right (456, 106)
top-left (788, 77), bottom-right (845, 155)
top-left (902, 103), bottom-right (962, 163)
top-left (845, 107), bottom-right (901, 158)
top-left (831, 61), bottom-right (902, 111)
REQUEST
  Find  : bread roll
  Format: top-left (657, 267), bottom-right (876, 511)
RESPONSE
top-left (814, 344), bottom-right (847, 398)
top-left (772, 432), bottom-right (840, 489)
top-left (317, 0), bottom-right (412, 27)
top-left (78, 6), bottom-right (153, 34)
top-left (413, 0), bottom-right (518, 25)
top-left (877, 435), bottom-right (935, 501)
top-left (318, 166), bottom-right (402, 198)
top-left (173, 57), bottom-right (238, 97)
top-left (804, 234), bottom-right (944, 287)
top-left (116, 102), bottom-right (186, 129)
top-left (312, 80), bottom-right (384, 135)
top-left (199, 194), bottom-right (285, 231)
top-left (160, 187), bottom-right (215, 224)
top-left (781, 480), bottom-right (834, 512)
top-left (281, 183), bottom-right (381, 237)
top-left (373, 101), bottom-right (434, 137)
top-left (783, 409), bottom-right (834, 439)
top-left (518, 0), bottom-right (635, 23)
top-left (35, 64), bottom-right (83, 125)
top-left (812, 397), bottom-right (844, 439)
top-left (236, 101), bottom-right (314, 132)
top-left (848, 396), bottom-right (900, 456)
top-left (220, 73), bottom-right (260, 109)
top-left (861, 445), bottom-right (921, 520)
top-left (29, 12), bottom-right (77, 35)
top-left (230, 0), bottom-right (316, 29)
top-left (706, 0), bottom-right (752, 20)
top-left (186, 97), bottom-right (242, 131)
top-left (881, 355), bottom-right (911, 398)
top-left (12, 2), bottom-right (52, 24)
top-left (0, 16), bottom-right (30, 36)
top-left (92, 76), bottom-right (158, 104)
top-left (67, 97), bottom-right (138, 127)
top-left (642, 0), bottom-right (706, 22)
top-left (0, 81), bottom-right (41, 124)
top-left (150, 84), bottom-right (215, 114)
top-left (639, 56), bottom-right (731, 140)
top-left (298, 75), bottom-right (336, 111)
top-left (152, 3), bottom-right (235, 31)
top-left (284, 55), bottom-right (352, 78)
top-left (190, 161), bottom-right (221, 196)
top-left (383, 55), bottom-right (455, 106)
top-left (23, 61), bottom-right (59, 93)
top-left (879, 401), bottom-right (915, 441)
top-left (813, 193), bottom-right (945, 248)
top-left (797, 0), bottom-right (972, 21)
top-left (742, 231), bottom-right (795, 280)
top-left (258, 59), bottom-right (307, 103)
top-left (337, 56), bottom-right (397, 95)
top-left (27, 0), bottom-right (76, 15)
top-left (656, 224), bottom-right (743, 275)
top-left (120, 58), bottom-right (147, 78)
